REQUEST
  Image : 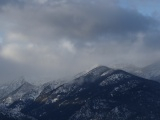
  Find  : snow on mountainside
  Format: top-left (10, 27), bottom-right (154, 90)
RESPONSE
top-left (0, 78), bottom-right (66, 105)
top-left (0, 78), bottom-right (39, 120)
top-left (0, 78), bottom-right (29, 99)
top-left (0, 78), bottom-right (66, 120)
top-left (1, 81), bottom-right (36, 105)
top-left (41, 79), bottom-right (66, 95)
top-left (111, 62), bottom-right (160, 82)
top-left (21, 66), bottom-right (160, 120)
top-left (141, 62), bottom-right (160, 81)
top-left (1, 66), bottom-right (160, 120)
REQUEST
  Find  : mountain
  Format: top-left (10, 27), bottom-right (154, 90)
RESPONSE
top-left (21, 66), bottom-right (160, 120)
top-left (0, 79), bottom-right (40, 105)
top-left (0, 78), bottom-right (28, 99)
top-left (0, 79), bottom-right (39, 120)
top-left (111, 63), bottom-right (141, 74)
top-left (41, 79), bottom-right (66, 95)
top-left (140, 62), bottom-right (160, 81)
top-left (0, 78), bottom-right (67, 120)
top-left (1, 66), bottom-right (160, 120)
top-left (113, 62), bottom-right (160, 82)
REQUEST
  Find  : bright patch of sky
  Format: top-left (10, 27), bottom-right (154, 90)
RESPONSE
top-left (118, 0), bottom-right (160, 17)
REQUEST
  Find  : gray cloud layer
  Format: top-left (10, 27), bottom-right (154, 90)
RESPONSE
top-left (0, 0), bottom-right (160, 84)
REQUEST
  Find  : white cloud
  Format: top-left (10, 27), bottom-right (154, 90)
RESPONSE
top-left (6, 32), bottom-right (28, 42)
top-left (60, 40), bottom-right (76, 53)
top-left (1, 44), bottom-right (23, 62)
top-left (0, 0), bottom-right (159, 84)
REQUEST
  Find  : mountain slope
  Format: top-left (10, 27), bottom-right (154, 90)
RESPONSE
top-left (112, 62), bottom-right (160, 82)
top-left (0, 80), bottom-right (39, 120)
top-left (0, 78), bottom-right (68, 119)
top-left (140, 62), bottom-right (160, 81)
top-left (0, 78), bottom-right (28, 99)
top-left (1, 81), bottom-right (37, 105)
top-left (20, 66), bottom-right (160, 120)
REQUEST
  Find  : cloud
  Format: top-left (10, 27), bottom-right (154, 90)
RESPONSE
top-left (1, 0), bottom-right (157, 42)
top-left (0, 0), bottom-right (160, 84)
top-left (60, 40), bottom-right (76, 53)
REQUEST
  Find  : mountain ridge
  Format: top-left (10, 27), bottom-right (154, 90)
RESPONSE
top-left (1, 65), bottom-right (160, 120)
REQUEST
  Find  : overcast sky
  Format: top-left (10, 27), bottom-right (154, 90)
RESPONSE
top-left (0, 0), bottom-right (160, 84)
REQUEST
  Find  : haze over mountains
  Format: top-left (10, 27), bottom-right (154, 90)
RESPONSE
top-left (0, 63), bottom-right (160, 120)
top-left (1, 0), bottom-right (160, 119)
top-left (1, 0), bottom-right (160, 84)
top-left (112, 61), bottom-right (160, 82)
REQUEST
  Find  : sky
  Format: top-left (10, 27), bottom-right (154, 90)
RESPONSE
top-left (0, 0), bottom-right (160, 84)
